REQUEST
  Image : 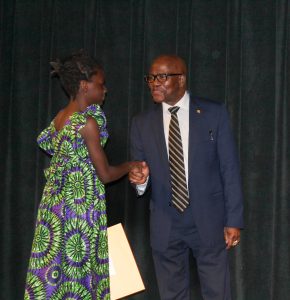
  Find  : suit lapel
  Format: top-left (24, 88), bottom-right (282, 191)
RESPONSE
top-left (188, 98), bottom-right (203, 177)
top-left (151, 104), bottom-right (170, 175)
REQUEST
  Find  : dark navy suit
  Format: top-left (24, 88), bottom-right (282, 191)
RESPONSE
top-left (130, 96), bottom-right (243, 300)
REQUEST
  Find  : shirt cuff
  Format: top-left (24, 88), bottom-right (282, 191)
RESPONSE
top-left (135, 177), bottom-right (149, 195)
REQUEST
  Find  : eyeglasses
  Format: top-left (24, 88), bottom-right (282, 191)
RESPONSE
top-left (144, 73), bottom-right (183, 83)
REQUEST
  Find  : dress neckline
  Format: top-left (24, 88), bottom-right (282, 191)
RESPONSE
top-left (52, 104), bottom-right (100, 133)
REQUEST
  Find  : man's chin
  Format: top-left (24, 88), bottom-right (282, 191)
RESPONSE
top-left (151, 90), bottom-right (165, 102)
top-left (152, 95), bottom-right (165, 103)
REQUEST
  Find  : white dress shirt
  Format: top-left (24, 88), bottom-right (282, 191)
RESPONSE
top-left (136, 91), bottom-right (190, 195)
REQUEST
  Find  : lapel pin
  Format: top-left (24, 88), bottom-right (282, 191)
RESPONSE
top-left (196, 109), bottom-right (201, 114)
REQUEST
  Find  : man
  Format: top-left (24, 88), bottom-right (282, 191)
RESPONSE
top-left (129, 54), bottom-right (243, 300)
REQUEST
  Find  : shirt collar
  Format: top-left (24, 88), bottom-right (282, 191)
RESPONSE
top-left (162, 91), bottom-right (190, 114)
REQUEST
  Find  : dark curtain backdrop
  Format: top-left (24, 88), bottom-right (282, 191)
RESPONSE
top-left (1, 0), bottom-right (289, 299)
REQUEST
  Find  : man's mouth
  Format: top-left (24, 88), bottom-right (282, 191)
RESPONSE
top-left (151, 89), bottom-right (163, 95)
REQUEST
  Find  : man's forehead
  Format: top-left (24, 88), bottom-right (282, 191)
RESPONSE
top-left (150, 59), bottom-right (181, 72)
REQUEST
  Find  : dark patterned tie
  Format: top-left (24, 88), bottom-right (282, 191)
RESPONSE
top-left (168, 106), bottom-right (189, 212)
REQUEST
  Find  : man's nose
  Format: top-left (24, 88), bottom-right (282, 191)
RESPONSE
top-left (151, 78), bottom-right (161, 87)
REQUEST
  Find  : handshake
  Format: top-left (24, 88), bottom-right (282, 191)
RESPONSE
top-left (129, 161), bottom-right (149, 185)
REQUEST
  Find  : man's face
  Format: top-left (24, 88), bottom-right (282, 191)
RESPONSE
top-left (147, 58), bottom-right (185, 106)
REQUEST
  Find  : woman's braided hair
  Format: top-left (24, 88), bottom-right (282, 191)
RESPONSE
top-left (50, 49), bottom-right (103, 99)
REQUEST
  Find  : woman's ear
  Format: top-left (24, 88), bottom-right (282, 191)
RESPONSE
top-left (80, 80), bottom-right (88, 94)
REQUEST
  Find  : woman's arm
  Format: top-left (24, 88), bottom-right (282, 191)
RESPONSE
top-left (80, 116), bottom-right (134, 184)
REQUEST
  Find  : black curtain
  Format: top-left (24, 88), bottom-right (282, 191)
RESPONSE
top-left (1, 0), bottom-right (289, 299)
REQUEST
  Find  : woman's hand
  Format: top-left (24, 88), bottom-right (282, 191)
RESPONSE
top-left (129, 161), bottom-right (149, 185)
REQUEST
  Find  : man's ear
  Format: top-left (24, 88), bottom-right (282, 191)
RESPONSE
top-left (179, 75), bottom-right (186, 88)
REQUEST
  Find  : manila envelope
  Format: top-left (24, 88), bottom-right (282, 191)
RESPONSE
top-left (108, 223), bottom-right (145, 299)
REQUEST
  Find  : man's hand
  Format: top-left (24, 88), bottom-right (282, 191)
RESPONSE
top-left (224, 227), bottom-right (240, 249)
top-left (129, 161), bottom-right (149, 185)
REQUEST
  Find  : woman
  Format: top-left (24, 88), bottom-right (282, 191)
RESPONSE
top-left (24, 50), bottom-right (141, 299)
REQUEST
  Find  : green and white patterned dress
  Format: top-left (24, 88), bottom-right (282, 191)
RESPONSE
top-left (25, 104), bottom-right (110, 300)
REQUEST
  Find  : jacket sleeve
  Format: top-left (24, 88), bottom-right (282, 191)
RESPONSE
top-left (217, 104), bottom-right (244, 228)
top-left (130, 116), bottom-right (146, 161)
top-left (130, 115), bottom-right (151, 194)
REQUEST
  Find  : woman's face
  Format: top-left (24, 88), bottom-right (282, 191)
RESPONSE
top-left (86, 70), bottom-right (107, 105)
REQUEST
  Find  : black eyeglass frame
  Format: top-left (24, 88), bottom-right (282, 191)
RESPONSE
top-left (144, 73), bottom-right (183, 83)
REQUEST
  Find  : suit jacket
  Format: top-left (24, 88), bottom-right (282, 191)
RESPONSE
top-left (130, 97), bottom-right (244, 251)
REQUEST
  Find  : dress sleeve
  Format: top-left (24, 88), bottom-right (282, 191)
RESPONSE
top-left (86, 105), bottom-right (109, 143)
top-left (37, 122), bottom-right (55, 156)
